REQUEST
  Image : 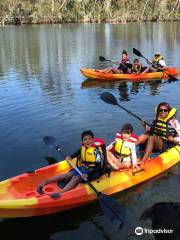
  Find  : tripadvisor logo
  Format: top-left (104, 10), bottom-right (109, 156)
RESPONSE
top-left (135, 227), bottom-right (174, 235)
top-left (135, 227), bottom-right (143, 235)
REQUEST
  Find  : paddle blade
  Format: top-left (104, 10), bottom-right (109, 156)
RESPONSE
top-left (100, 92), bottom-right (118, 106)
top-left (167, 74), bottom-right (178, 81)
top-left (99, 193), bottom-right (125, 228)
top-left (99, 56), bottom-right (106, 61)
top-left (45, 155), bottom-right (58, 165)
top-left (43, 136), bottom-right (59, 150)
top-left (133, 48), bottom-right (143, 57)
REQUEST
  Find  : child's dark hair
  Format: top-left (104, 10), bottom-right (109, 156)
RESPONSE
top-left (121, 123), bottom-right (133, 133)
top-left (122, 50), bottom-right (128, 55)
top-left (133, 58), bottom-right (139, 63)
top-left (81, 130), bottom-right (94, 140)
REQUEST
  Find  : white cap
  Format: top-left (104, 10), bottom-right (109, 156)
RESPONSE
top-left (155, 52), bottom-right (161, 55)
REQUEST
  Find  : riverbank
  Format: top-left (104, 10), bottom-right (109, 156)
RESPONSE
top-left (0, 0), bottom-right (179, 25)
top-left (1, 18), bottom-right (179, 26)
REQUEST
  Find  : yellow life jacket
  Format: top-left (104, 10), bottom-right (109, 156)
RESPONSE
top-left (153, 55), bottom-right (163, 65)
top-left (81, 145), bottom-right (102, 166)
top-left (153, 107), bottom-right (177, 140)
top-left (114, 139), bottom-right (131, 157)
top-left (134, 63), bottom-right (142, 73)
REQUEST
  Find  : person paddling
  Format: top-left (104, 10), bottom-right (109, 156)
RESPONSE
top-left (98, 50), bottom-right (132, 74)
top-left (37, 130), bottom-right (105, 194)
top-left (106, 123), bottom-right (139, 170)
top-left (137, 102), bottom-right (180, 163)
top-left (142, 53), bottom-right (166, 73)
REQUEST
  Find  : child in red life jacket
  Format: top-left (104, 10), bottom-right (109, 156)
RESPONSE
top-left (97, 50), bottom-right (132, 74)
top-left (37, 130), bottom-right (105, 195)
top-left (107, 123), bottom-right (139, 170)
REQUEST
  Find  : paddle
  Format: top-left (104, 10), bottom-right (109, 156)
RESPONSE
top-left (133, 48), bottom-right (178, 81)
top-left (99, 56), bottom-right (119, 66)
top-left (100, 92), bottom-right (180, 145)
top-left (43, 136), bottom-right (125, 228)
top-left (100, 92), bottom-right (151, 127)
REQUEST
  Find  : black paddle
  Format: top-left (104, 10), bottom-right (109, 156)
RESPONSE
top-left (100, 92), bottom-right (180, 143)
top-left (133, 48), bottom-right (178, 81)
top-left (43, 136), bottom-right (125, 229)
top-left (100, 92), bottom-right (151, 127)
top-left (99, 56), bottom-right (119, 66)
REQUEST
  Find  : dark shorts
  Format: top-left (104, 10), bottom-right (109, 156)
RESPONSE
top-left (71, 166), bottom-right (89, 177)
top-left (140, 67), bottom-right (147, 72)
top-left (118, 63), bottom-right (132, 73)
top-left (162, 140), bottom-right (175, 152)
top-left (71, 166), bottom-right (100, 182)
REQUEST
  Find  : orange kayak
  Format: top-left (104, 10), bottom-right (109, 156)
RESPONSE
top-left (80, 68), bottom-right (179, 81)
top-left (0, 145), bottom-right (180, 218)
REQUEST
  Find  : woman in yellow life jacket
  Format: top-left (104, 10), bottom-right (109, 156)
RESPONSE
top-left (142, 53), bottom-right (166, 73)
top-left (137, 102), bottom-right (180, 163)
top-left (37, 130), bottom-right (105, 195)
top-left (106, 123), bottom-right (139, 170)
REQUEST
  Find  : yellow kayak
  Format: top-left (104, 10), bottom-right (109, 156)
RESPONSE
top-left (0, 145), bottom-right (180, 218)
top-left (80, 67), bottom-right (179, 81)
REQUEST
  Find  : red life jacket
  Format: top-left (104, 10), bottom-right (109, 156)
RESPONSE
top-left (115, 132), bottom-right (139, 143)
top-left (121, 57), bottom-right (130, 64)
top-left (81, 138), bottom-right (105, 147)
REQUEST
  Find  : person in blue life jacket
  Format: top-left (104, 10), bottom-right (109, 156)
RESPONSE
top-left (37, 130), bottom-right (104, 194)
top-left (137, 102), bottom-right (180, 163)
top-left (106, 123), bottom-right (139, 170)
top-left (142, 53), bottom-right (166, 73)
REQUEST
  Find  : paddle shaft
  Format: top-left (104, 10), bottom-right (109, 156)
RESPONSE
top-left (99, 56), bottom-right (120, 66)
top-left (105, 59), bottom-right (120, 66)
top-left (116, 103), bottom-right (151, 127)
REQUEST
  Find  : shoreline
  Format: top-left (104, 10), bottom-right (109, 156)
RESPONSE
top-left (0, 18), bottom-right (180, 26)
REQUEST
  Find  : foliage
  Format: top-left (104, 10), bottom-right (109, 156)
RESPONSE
top-left (0, 0), bottom-right (180, 25)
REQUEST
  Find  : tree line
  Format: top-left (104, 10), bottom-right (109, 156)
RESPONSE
top-left (0, 0), bottom-right (179, 25)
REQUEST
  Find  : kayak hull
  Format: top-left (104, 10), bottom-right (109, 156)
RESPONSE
top-left (0, 145), bottom-right (180, 218)
top-left (80, 68), bottom-right (179, 81)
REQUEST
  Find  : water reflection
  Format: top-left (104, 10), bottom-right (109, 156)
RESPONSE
top-left (0, 203), bottom-right (100, 240)
top-left (81, 78), bottom-right (178, 101)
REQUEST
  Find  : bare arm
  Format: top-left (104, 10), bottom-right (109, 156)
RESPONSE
top-left (169, 119), bottom-right (180, 142)
top-left (130, 142), bottom-right (139, 168)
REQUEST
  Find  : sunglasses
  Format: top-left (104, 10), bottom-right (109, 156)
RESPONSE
top-left (159, 109), bottom-right (168, 113)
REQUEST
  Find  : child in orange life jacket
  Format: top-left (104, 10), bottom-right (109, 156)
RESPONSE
top-left (106, 124), bottom-right (139, 170)
top-left (37, 130), bottom-right (104, 195)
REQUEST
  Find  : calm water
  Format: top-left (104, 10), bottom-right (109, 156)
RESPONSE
top-left (0, 22), bottom-right (180, 240)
